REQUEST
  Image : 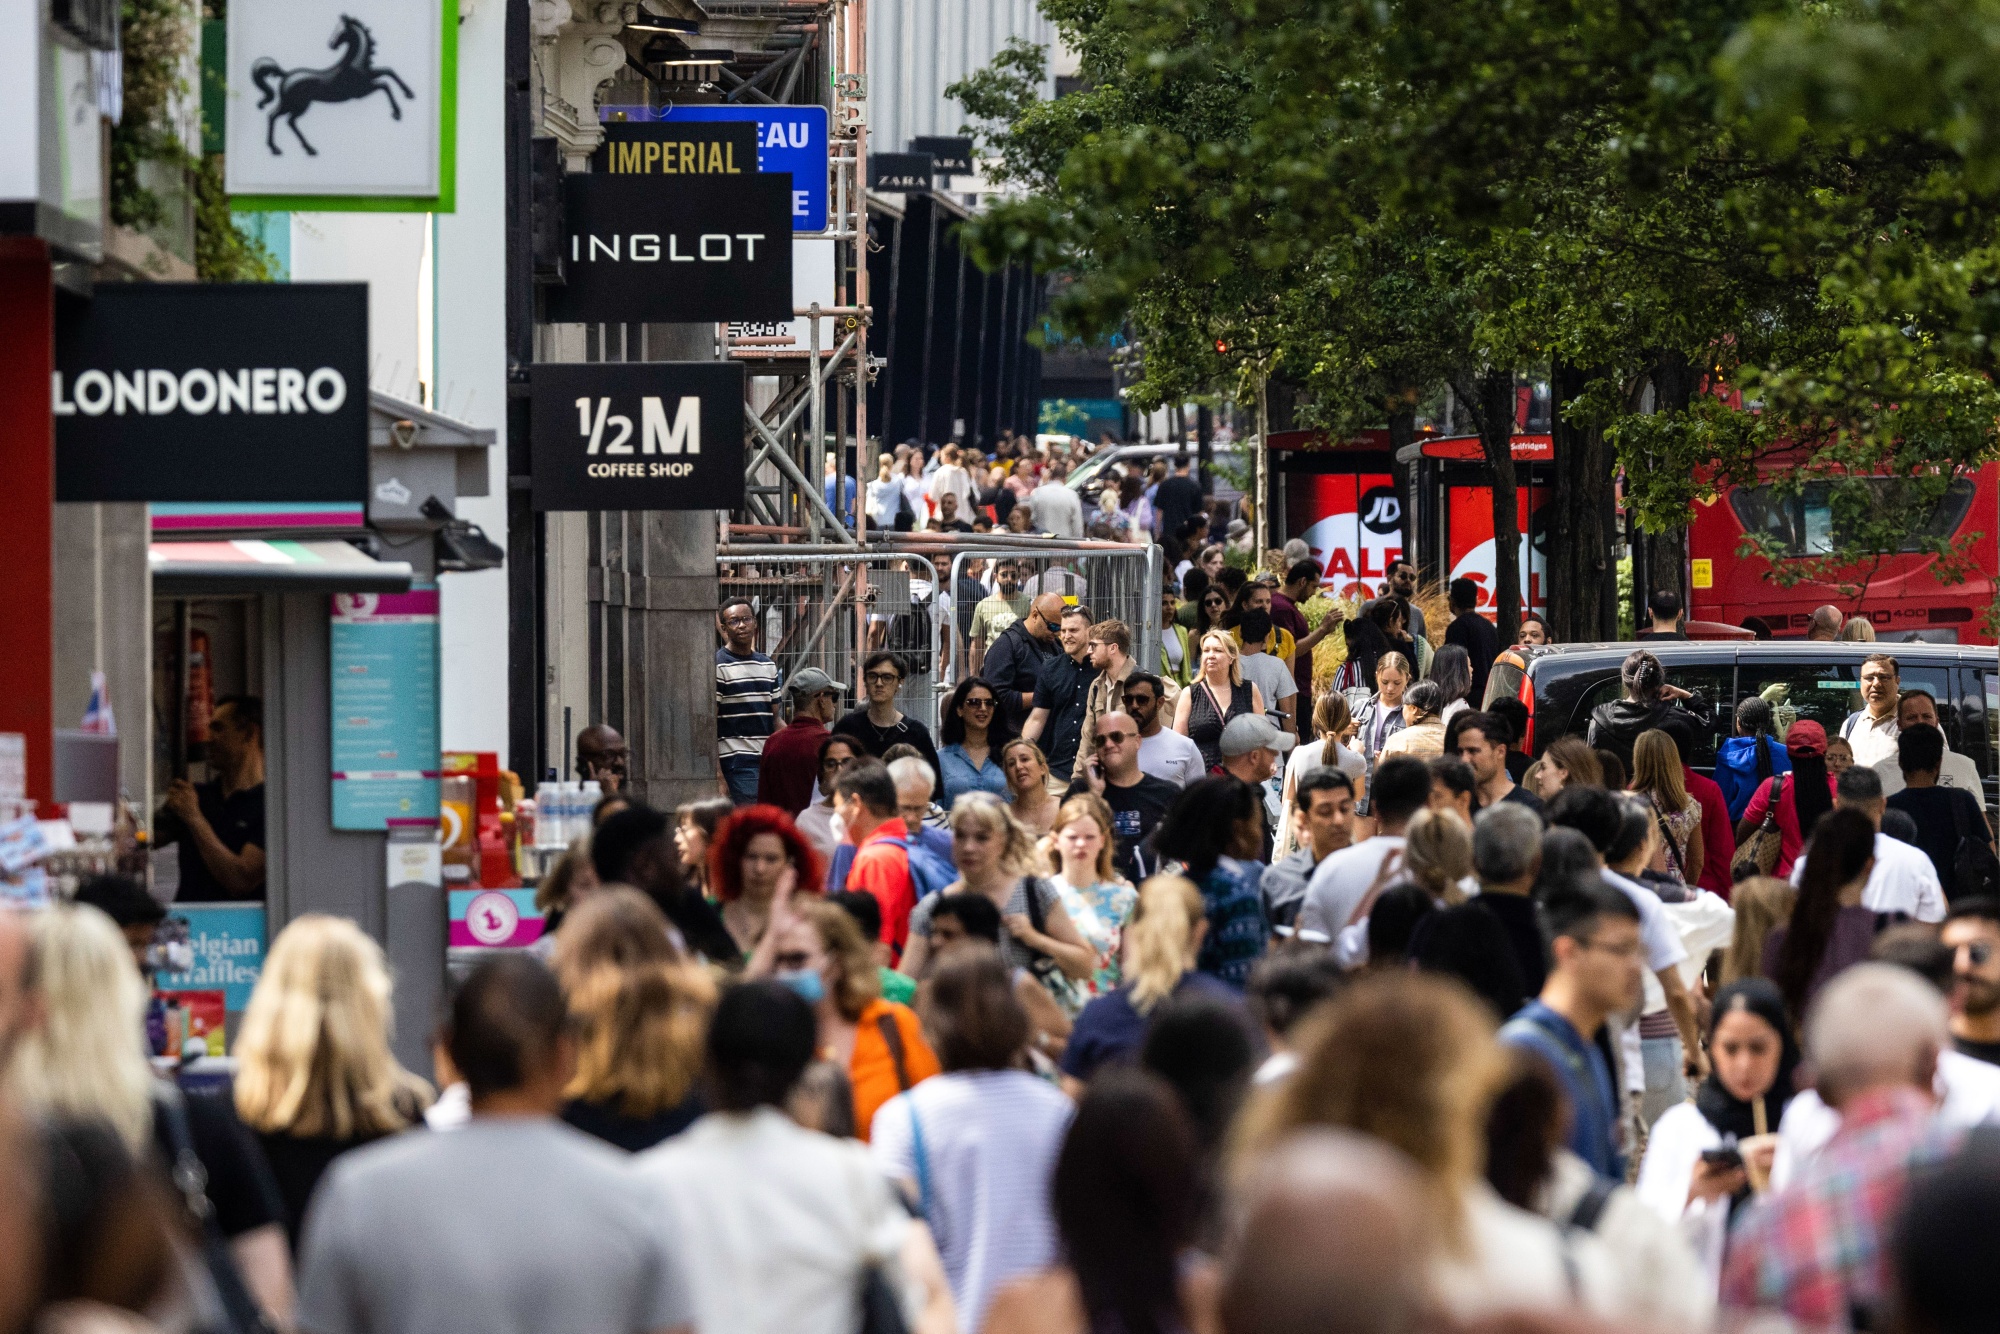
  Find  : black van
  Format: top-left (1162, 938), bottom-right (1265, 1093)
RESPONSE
top-left (1494, 641), bottom-right (1999, 813)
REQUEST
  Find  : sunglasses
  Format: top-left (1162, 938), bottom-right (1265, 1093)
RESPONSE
top-left (961, 697), bottom-right (996, 710)
top-left (1094, 730), bottom-right (1133, 746)
top-left (1204, 595), bottom-right (1225, 606)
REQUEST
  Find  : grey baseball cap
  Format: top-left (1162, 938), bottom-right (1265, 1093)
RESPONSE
top-left (1220, 713), bottom-right (1297, 758)
top-left (788, 667), bottom-right (846, 696)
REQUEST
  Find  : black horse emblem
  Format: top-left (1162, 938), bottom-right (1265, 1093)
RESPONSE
top-left (252, 14), bottom-right (415, 156)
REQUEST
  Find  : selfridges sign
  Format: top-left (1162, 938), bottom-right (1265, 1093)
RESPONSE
top-left (55, 284), bottom-right (369, 504)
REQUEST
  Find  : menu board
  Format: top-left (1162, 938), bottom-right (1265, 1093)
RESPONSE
top-left (330, 588), bottom-right (441, 830)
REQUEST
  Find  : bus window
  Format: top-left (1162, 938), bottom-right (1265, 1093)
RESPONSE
top-left (1728, 478), bottom-right (1977, 558)
top-left (1968, 667), bottom-right (1999, 816)
top-left (1569, 663), bottom-right (1734, 770)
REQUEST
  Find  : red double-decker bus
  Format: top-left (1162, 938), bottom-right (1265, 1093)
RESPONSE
top-left (1686, 465), bottom-right (1998, 644)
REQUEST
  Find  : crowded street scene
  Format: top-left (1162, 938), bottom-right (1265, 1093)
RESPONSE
top-left (6, 0), bottom-right (2000, 1333)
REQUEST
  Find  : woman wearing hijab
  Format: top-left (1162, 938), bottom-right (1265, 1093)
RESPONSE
top-left (1634, 978), bottom-right (1798, 1294)
top-left (1734, 719), bottom-right (1838, 879)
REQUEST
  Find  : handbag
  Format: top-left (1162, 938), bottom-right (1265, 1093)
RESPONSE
top-left (154, 1086), bottom-right (276, 1334)
top-left (1948, 790), bottom-right (2000, 900)
top-left (1732, 773), bottom-right (1787, 879)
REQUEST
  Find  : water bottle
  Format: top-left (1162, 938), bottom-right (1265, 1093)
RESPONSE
top-left (534, 782), bottom-right (563, 848)
top-left (580, 780), bottom-right (603, 829)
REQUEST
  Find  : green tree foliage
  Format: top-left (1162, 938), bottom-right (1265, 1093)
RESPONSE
top-left (955, 0), bottom-right (2000, 625)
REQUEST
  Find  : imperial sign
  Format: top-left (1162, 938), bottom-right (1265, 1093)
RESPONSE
top-left (530, 363), bottom-right (747, 512)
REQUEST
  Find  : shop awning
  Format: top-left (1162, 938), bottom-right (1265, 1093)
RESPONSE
top-left (150, 539), bottom-right (414, 596)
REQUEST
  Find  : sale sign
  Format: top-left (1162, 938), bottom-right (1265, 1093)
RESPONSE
top-left (1286, 473), bottom-right (1403, 600)
top-left (1446, 484), bottom-right (1550, 617)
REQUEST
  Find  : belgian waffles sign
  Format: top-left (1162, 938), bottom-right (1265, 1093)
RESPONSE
top-left (55, 284), bottom-right (369, 504)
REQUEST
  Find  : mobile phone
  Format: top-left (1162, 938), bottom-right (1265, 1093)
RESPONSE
top-left (1700, 1145), bottom-right (1744, 1171)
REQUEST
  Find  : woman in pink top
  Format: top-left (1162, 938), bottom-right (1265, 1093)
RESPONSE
top-left (1734, 719), bottom-right (1838, 878)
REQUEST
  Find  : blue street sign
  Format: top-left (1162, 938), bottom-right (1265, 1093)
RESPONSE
top-left (624, 106), bottom-right (829, 233)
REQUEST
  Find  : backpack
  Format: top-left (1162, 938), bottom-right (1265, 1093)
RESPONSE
top-left (1948, 791), bottom-right (2000, 901)
top-left (881, 833), bottom-right (957, 900)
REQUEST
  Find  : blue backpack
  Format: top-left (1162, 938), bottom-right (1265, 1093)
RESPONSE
top-left (884, 833), bottom-right (958, 900)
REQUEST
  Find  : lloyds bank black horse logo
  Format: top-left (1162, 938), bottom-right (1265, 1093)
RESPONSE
top-left (252, 15), bottom-right (414, 156)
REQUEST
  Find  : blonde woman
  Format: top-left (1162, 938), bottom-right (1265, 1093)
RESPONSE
top-left (901, 793), bottom-right (1096, 989)
top-left (1275, 692), bottom-right (1367, 859)
top-left (235, 914), bottom-right (434, 1246)
top-left (1721, 876), bottom-right (1796, 984)
top-left (1172, 631), bottom-right (1267, 771)
top-left (1044, 794), bottom-right (1138, 994)
top-left (9, 905), bottom-right (297, 1324)
top-left (1333, 807), bottom-right (1475, 966)
top-left (1232, 972), bottom-right (1620, 1319)
top-left (1002, 738), bottom-right (1061, 837)
top-left (1630, 729), bottom-right (1702, 886)
top-left (552, 887), bottom-right (717, 1152)
top-left (1060, 876), bottom-right (1244, 1086)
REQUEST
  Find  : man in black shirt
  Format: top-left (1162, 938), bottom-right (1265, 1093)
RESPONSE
top-left (1024, 606), bottom-right (1099, 788)
top-left (1456, 710), bottom-right (1543, 816)
top-left (1886, 724), bottom-right (1996, 899)
top-left (1941, 898), bottom-right (2000, 1065)
top-left (1472, 801), bottom-right (1549, 996)
top-left (1634, 589), bottom-right (1689, 641)
top-left (1069, 711), bottom-right (1179, 881)
top-left (1443, 577), bottom-right (1500, 703)
top-left (1154, 455), bottom-right (1204, 548)
top-left (982, 592), bottom-right (1064, 732)
top-left (155, 695), bottom-right (267, 901)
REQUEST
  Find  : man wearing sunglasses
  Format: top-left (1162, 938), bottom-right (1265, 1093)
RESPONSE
top-left (1068, 712), bottom-right (1178, 882)
top-left (1943, 900), bottom-right (2000, 1066)
top-left (982, 592), bottom-right (1065, 731)
top-left (1122, 673), bottom-right (1204, 788)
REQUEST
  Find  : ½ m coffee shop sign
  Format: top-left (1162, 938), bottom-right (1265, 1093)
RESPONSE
top-left (530, 362), bottom-right (746, 512)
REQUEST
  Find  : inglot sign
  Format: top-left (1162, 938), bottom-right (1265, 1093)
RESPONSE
top-left (530, 362), bottom-right (746, 511)
top-left (54, 284), bottom-right (369, 504)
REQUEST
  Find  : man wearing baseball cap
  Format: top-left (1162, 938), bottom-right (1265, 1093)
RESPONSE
top-left (1221, 714), bottom-right (1295, 863)
top-left (756, 667), bottom-right (847, 815)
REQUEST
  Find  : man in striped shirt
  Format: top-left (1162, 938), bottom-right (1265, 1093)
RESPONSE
top-left (716, 598), bottom-right (782, 805)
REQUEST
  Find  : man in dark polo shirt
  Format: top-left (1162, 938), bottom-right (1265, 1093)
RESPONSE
top-left (156, 695), bottom-right (267, 901)
top-left (1023, 606), bottom-right (1099, 790)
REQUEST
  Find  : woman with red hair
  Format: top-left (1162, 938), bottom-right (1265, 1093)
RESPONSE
top-left (710, 804), bottom-right (824, 961)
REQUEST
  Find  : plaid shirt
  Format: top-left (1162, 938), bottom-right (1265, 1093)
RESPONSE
top-left (1721, 1087), bottom-right (1954, 1326)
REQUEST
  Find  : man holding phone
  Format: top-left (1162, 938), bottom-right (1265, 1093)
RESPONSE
top-left (1068, 712), bottom-right (1178, 882)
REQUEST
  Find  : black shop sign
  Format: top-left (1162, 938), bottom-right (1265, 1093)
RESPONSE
top-left (54, 283), bottom-right (369, 504)
top-left (530, 362), bottom-right (746, 512)
top-left (543, 174), bottom-right (793, 324)
top-left (869, 152), bottom-right (933, 192)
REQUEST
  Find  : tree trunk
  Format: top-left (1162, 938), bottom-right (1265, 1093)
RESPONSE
top-left (1639, 351), bottom-right (1695, 616)
top-left (1387, 405), bottom-right (1417, 578)
top-left (1460, 368), bottom-right (1522, 647)
top-left (1549, 358), bottom-right (1618, 643)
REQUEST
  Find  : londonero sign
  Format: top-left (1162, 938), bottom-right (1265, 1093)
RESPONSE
top-left (542, 174), bottom-right (793, 324)
top-left (54, 284), bottom-right (369, 504)
top-left (530, 362), bottom-right (746, 512)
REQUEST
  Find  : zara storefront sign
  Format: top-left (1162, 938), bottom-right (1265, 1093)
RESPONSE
top-left (530, 363), bottom-right (746, 512)
top-left (543, 174), bottom-right (793, 324)
top-left (54, 284), bottom-right (369, 504)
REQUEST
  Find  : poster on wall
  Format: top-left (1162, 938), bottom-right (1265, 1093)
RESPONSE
top-left (1447, 485), bottom-right (1550, 618)
top-left (1285, 473), bottom-right (1404, 602)
top-left (224, 0), bottom-right (456, 210)
top-left (330, 588), bottom-right (440, 830)
top-left (154, 903), bottom-right (267, 1012)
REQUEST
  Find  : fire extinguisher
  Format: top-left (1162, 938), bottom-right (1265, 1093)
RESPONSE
top-left (185, 629), bottom-right (213, 750)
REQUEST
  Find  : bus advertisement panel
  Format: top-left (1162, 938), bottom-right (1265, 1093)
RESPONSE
top-left (1446, 484), bottom-right (1551, 619)
top-left (1286, 472), bottom-right (1403, 600)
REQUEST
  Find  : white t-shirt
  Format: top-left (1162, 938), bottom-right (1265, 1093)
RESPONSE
top-left (1789, 829), bottom-right (1947, 923)
top-left (1137, 728), bottom-right (1206, 788)
top-left (1840, 709), bottom-right (1901, 769)
top-left (636, 1108), bottom-right (908, 1334)
top-left (1026, 483), bottom-right (1084, 539)
top-left (1602, 869), bottom-right (1690, 973)
top-left (872, 1070), bottom-right (1074, 1334)
top-left (1874, 747), bottom-right (1985, 798)
top-left (1298, 835), bottom-right (1407, 937)
top-left (1769, 1050), bottom-right (2000, 1191)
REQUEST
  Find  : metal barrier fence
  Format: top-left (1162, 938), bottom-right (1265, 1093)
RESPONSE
top-left (719, 552), bottom-right (943, 734)
top-left (944, 544), bottom-right (1163, 690)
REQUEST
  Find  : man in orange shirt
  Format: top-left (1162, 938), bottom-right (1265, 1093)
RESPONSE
top-left (833, 759), bottom-right (917, 958)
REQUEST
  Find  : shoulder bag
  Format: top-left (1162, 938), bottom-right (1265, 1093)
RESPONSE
top-left (1949, 790), bottom-right (2000, 900)
top-left (154, 1085), bottom-right (276, 1334)
top-left (1732, 773), bottom-right (1787, 879)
